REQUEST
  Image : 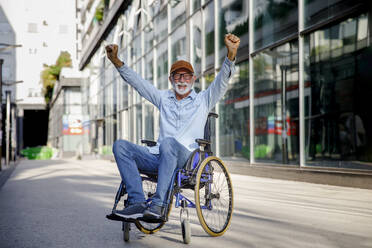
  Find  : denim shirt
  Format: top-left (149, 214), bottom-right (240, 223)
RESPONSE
top-left (117, 57), bottom-right (236, 154)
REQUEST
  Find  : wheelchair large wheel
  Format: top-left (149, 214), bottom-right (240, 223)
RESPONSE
top-left (194, 156), bottom-right (233, 237)
top-left (135, 177), bottom-right (172, 234)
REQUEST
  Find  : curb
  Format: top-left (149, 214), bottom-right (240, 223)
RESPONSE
top-left (0, 160), bottom-right (20, 190)
top-left (225, 161), bottom-right (372, 189)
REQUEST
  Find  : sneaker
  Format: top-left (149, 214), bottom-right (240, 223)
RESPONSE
top-left (114, 203), bottom-right (146, 219)
top-left (142, 204), bottom-right (165, 220)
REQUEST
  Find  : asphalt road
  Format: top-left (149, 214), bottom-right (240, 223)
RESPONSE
top-left (0, 159), bottom-right (372, 248)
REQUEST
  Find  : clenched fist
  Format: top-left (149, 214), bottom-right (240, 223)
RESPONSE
top-left (224, 33), bottom-right (240, 61)
top-left (105, 44), bottom-right (123, 68)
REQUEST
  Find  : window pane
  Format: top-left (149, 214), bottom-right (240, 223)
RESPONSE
top-left (204, 2), bottom-right (215, 70)
top-left (194, 77), bottom-right (201, 93)
top-left (132, 35), bottom-right (141, 62)
top-left (134, 62), bottom-right (142, 103)
top-left (113, 78), bottom-right (117, 114)
top-left (154, 7), bottom-right (168, 43)
top-left (145, 103), bottom-right (154, 140)
top-left (304, 0), bottom-right (366, 28)
top-left (149, 0), bottom-right (167, 18)
top-left (191, 0), bottom-right (202, 14)
top-left (136, 104), bottom-right (142, 144)
top-left (253, 0), bottom-right (298, 51)
top-left (190, 11), bottom-right (202, 77)
top-left (145, 53), bottom-right (154, 83)
top-left (219, 60), bottom-right (250, 159)
top-left (170, 0), bottom-right (186, 31)
top-left (157, 41), bottom-right (168, 90)
top-left (144, 25), bottom-right (154, 53)
top-left (171, 24), bottom-right (187, 63)
top-left (254, 40), bottom-right (299, 164)
top-left (304, 13), bottom-right (372, 170)
top-left (119, 75), bottom-right (128, 110)
top-left (218, 0), bottom-right (249, 65)
top-left (204, 71), bottom-right (215, 89)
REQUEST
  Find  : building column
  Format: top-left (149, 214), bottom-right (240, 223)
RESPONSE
top-left (299, 0), bottom-right (305, 167)
top-left (249, 0), bottom-right (255, 164)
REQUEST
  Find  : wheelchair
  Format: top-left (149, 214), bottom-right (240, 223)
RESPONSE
top-left (106, 113), bottom-right (234, 244)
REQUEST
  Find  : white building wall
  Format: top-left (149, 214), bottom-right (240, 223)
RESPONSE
top-left (0, 0), bottom-right (77, 107)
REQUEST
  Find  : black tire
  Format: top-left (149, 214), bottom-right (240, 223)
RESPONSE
top-left (135, 177), bottom-right (172, 234)
top-left (123, 222), bottom-right (130, 242)
top-left (194, 156), bottom-right (234, 236)
top-left (181, 219), bottom-right (191, 244)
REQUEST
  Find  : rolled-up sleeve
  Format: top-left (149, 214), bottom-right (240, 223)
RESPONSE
top-left (204, 57), bottom-right (236, 110)
top-left (117, 64), bottom-right (162, 108)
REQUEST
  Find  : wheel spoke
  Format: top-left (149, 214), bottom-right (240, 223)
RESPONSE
top-left (195, 158), bottom-right (233, 236)
top-left (135, 177), bottom-right (169, 233)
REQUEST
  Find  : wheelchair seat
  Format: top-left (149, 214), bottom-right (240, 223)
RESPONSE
top-left (109, 112), bottom-right (233, 243)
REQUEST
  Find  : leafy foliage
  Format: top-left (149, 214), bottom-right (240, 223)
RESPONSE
top-left (41, 51), bottom-right (72, 104)
top-left (94, 0), bottom-right (105, 22)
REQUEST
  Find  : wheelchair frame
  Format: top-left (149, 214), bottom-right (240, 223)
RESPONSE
top-left (107, 113), bottom-right (233, 244)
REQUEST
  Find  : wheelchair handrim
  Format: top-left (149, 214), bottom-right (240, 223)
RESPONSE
top-left (194, 156), bottom-right (234, 237)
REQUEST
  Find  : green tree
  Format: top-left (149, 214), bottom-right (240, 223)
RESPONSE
top-left (41, 51), bottom-right (72, 104)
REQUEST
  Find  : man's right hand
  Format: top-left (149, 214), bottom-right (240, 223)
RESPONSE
top-left (105, 44), bottom-right (124, 68)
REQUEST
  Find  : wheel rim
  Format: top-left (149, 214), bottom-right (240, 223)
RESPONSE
top-left (135, 178), bottom-right (165, 233)
top-left (195, 157), bottom-right (233, 235)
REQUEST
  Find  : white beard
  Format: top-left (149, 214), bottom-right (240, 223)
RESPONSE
top-left (172, 82), bottom-right (193, 95)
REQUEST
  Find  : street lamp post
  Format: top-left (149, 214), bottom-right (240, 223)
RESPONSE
top-left (0, 43), bottom-right (22, 168)
top-left (5, 91), bottom-right (10, 165)
top-left (3, 81), bottom-right (23, 165)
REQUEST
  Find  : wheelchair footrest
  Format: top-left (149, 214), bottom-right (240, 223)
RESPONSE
top-left (106, 213), bottom-right (136, 223)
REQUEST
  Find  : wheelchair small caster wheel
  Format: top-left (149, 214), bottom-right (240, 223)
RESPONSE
top-left (181, 219), bottom-right (191, 244)
top-left (123, 222), bottom-right (130, 242)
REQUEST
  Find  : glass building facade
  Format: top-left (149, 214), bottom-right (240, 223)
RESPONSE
top-left (79, 0), bottom-right (372, 171)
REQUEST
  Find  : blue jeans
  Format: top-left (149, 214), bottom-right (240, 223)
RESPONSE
top-left (112, 137), bottom-right (191, 207)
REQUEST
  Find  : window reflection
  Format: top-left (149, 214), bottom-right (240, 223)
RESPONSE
top-left (148, 0), bottom-right (167, 18)
top-left (218, 0), bottom-right (248, 65)
top-left (254, 41), bottom-right (299, 164)
top-left (170, 0), bottom-right (186, 31)
top-left (190, 11), bottom-right (202, 77)
top-left (253, 0), bottom-right (298, 51)
top-left (304, 0), bottom-right (366, 28)
top-left (132, 35), bottom-right (141, 62)
top-left (171, 24), bottom-right (187, 63)
top-left (156, 41), bottom-right (168, 89)
top-left (154, 7), bottom-right (168, 43)
top-left (304, 13), bottom-right (372, 169)
top-left (204, 2), bottom-right (215, 70)
top-left (191, 0), bottom-right (201, 13)
top-left (145, 103), bottom-right (154, 140)
top-left (144, 24), bottom-right (154, 53)
top-left (219, 60), bottom-right (250, 159)
top-left (136, 104), bottom-right (142, 144)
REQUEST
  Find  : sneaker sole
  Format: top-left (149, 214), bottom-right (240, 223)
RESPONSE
top-left (115, 212), bottom-right (143, 219)
top-left (138, 216), bottom-right (164, 223)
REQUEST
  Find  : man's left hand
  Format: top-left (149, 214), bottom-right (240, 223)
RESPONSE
top-left (225, 33), bottom-right (240, 61)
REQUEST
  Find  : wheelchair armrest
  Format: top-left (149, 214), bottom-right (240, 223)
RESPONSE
top-left (141, 139), bottom-right (157, 147)
top-left (195, 139), bottom-right (211, 146)
top-left (208, 112), bottom-right (218, 118)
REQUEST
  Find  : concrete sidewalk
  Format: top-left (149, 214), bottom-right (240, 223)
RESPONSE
top-left (1, 159), bottom-right (372, 248)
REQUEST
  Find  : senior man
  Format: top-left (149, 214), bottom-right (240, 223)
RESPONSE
top-left (106, 33), bottom-right (240, 221)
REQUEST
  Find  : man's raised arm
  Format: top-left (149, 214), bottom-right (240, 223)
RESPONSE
top-left (204, 33), bottom-right (240, 110)
top-left (106, 44), bottom-right (162, 108)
